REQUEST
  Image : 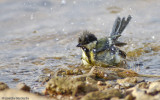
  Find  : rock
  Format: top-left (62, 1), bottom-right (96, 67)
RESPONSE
top-left (86, 77), bottom-right (97, 84)
top-left (97, 81), bottom-right (106, 86)
top-left (125, 94), bottom-right (135, 100)
top-left (37, 75), bottom-right (50, 83)
top-left (120, 82), bottom-right (135, 88)
top-left (81, 89), bottom-right (122, 100)
top-left (110, 97), bottom-right (120, 100)
top-left (117, 77), bottom-right (144, 85)
top-left (12, 78), bottom-right (20, 82)
top-left (16, 83), bottom-right (30, 92)
top-left (136, 82), bottom-right (149, 89)
top-left (117, 77), bottom-right (145, 89)
top-left (132, 88), bottom-right (154, 100)
top-left (105, 81), bottom-right (117, 88)
top-left (117, 70), bottom-right (139, 78)
top-left (147, 82), bottom-right (160, 95)
top-left (144, 66), bottom-right (150, 69)
top-left (73, 68), bottom-right (83, 75)
top-left (57, 95), bottom-right (62, 99)
top-left (0, 82), bottom-right (9, 91)
top-left (114, 85), bottom-right (121, 89)
top-left (42, 89), bottom-right (49, 95)
top-left (56, 68), bottom-right (83, 76)
top-left (45, 77), bottom-right (98, 96)
top-left (91, 67), bottom-right (120, 80)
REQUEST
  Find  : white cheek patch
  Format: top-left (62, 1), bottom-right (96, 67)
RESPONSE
top-left (108, 38), bottom-right (112, 46)
top-left (86, 41), bottom-right (97, 50)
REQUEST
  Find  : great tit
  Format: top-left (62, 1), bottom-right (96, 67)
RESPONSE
top-left (77, 15), bottom-right (132, 67)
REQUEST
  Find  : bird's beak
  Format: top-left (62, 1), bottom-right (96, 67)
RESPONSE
top-left (76, 43), bottom-right (82, 47)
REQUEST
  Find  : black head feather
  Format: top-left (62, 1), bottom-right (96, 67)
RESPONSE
top-left (77, 31), bottom-right (97, 47)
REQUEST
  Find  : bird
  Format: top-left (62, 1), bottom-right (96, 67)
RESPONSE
top-left (76, 15), bottom-right (132, 67)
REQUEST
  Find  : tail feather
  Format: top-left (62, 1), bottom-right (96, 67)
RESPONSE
top-left (111, 17), bottom-right (121, 36)
top-left (110, 15), bottom-right (132, 41)
top-left (118, 16), bottom-right (132, 34)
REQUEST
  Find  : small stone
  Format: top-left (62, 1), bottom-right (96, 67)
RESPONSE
top-left (119, 82), bottom-right (135, 88)
top-left (57, 95), bottom-right (62, 99)
top-left (16, 83), bottom-right (30, 92)
top-left (110, 97), bottom-right (120, 100)
top-left (105, 81), bottom-right (117, 88)
top-left (42, 90), bottom-right (49, 95)
top-left (0, 82), bottom-right (9, 91)
top-left (147, 82), bottom-right (160, 94)
top-left (73, 68), bottom-right (83, 75)
top-left (33, 30), bottom-right (38, 33)
top-left (144, 66), bottom-right (150, 69)
top-left (125, 94), bottom-right (135, 100)
top-left (86, 77), bottom-right (97, 84)
top-left (136, 82), bottom-right (149, 89)
top-left (37, 75), bottom-right (50, 83)
top-left (13, 78), bottom-right (20, 82)
top-left (114, 85), bottom-right (120, 89)
top-left (144, 47), bottom-right (152, 53)
top-left (97, 81), bottom-right (106, 85)
top-left (132, 88), bottom-right (153, 100)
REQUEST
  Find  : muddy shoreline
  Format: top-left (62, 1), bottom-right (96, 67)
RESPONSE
top-left (1, 66), bottom-right (160, 100)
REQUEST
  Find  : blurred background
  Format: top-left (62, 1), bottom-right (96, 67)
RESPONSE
top-left (0, 0), bottom-right (160, 92)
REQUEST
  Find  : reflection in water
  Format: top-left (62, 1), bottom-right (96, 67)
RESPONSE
top-left (0, 0), bottom-right (160, 92)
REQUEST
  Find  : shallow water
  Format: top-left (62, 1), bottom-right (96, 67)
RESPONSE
top-left (0, 0), bottom-right (160, 92)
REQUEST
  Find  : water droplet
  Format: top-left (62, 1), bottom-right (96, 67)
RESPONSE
top-left (30, 14), bottom-right (34, 20)
top-left (50, 8), bottom-right (53, 11)
top-left (81, 22), bottom-right (84, 25)
top-left (36, 44), bottom-right (40, 46)
top-left (104, 74), bottom-right (108, 77)
top-left (61, 0), bottom-right (66, 5)
top-left (73, 1), bottom-right (76, 4)
top-left (56, 38), bottom-right (59, 41)
top-left (44, 2), bottom-right (47, 6)
top-left (71, 22), bottom-right (74, 25)
top-left (111, 48), bottom-right (115, 51)
top-left (98, 18), bottom-right (101, 21)
top-left (111, 52), bottom-right (114, 55)
top-left (93, 49), bottom-right (96, 52)
top-left (129, 8), bottom-right (132, 10)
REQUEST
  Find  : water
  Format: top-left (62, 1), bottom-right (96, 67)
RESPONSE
top-left (0, 0), bottom-right (160, 92)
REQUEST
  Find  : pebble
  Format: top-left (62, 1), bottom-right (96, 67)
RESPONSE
top-left (0, 82), bottom-right (9, 91)
top-left (97, 81), bottom-right (106, 85)
top-left (16, 83), bottom-right (30, 92)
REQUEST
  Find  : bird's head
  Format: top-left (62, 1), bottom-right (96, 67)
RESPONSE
top-left (77, 31), bottom-right (97, 51)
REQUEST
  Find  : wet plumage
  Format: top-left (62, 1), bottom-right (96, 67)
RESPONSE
top-left (77, 15), bottom-right (132, 67)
